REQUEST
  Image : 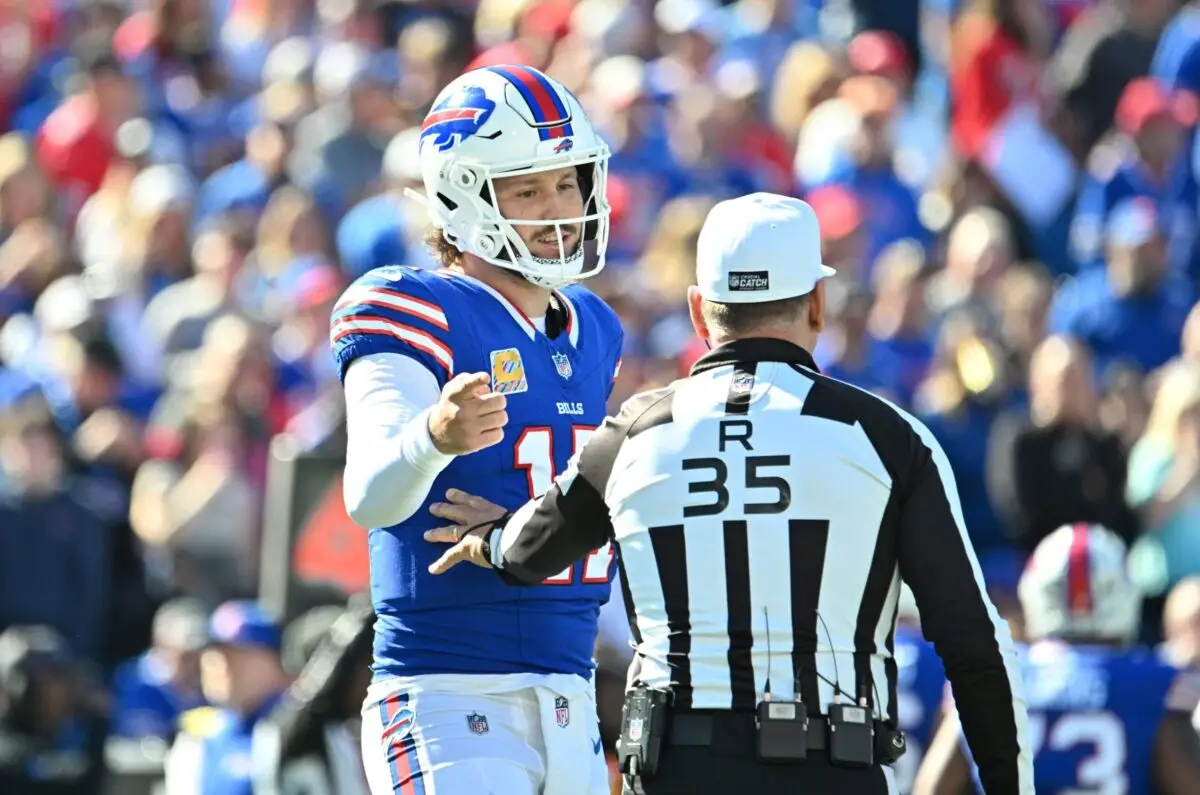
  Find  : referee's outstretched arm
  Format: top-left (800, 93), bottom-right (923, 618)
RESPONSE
top-left (488, 389), bottom-right (666, 586)
top-left (894, 417), bottom-right (1034, 795)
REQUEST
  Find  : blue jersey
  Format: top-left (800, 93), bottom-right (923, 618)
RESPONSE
top-left (110, 652), bottom-right (205, 739)
top-left (893, 627), bottom-right (946, 795)
top-left (966, 642), bottom-right (1185, 795)
top-left (175, 696), bottom-right (285, 795)
top-left (331, 265), bottom-right (624, 680)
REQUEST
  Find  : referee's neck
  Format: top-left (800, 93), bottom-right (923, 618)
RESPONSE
top-left (709, 328), bottom-right (818, 354)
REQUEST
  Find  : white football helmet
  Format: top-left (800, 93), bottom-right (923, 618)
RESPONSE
top-left (1018, 523), bottom-right (1141, 644)
top-left (413, 65), bottom-right (611, 289)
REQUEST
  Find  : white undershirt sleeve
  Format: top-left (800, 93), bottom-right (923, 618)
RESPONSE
top-left (342, 352), bottom-right (455, 529)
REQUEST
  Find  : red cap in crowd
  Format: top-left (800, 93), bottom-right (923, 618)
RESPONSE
top-left (847, 30), bottom-right (911, 80)
top-left (1116, 78), bottom-right (1196, 136)
top-left (292, 264), bottom-right (344, 309)
top-left (806, 185), bottom-right (863, 241)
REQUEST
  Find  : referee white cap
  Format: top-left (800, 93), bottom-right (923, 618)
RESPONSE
top-left (696, 192), bottom-right (836, 304)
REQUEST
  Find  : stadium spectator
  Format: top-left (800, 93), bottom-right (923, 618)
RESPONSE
top-left (987, 335), bottom-right (1140, 552)
top-left (1068, 77), bottom-right (1190, 269)
top-left (926, 205), bottom-right (1015, 331)
top-left (915, 309), bottom-right (1014, 555)
top-left (1128, 361), bottom-right (1200, 597)
top-left (1050, 0), bottom-right (1180, 158)
top-left (1051, 197), bottom-right (1193, 375)
top-left (864, 242), bottom-right (935, 404)
top-left (0, 397), bottom-right (110, 664)
top-left (140, 214), bottom-right (257, 364)
top-left (35, 35), bottom-right (139, 219)
top-left (1161, 575), bottom-right (1200, 667)
top-left (163, 601), bottom-right (290, 795)
top-left (334, 128), bottom-right (420, 280)
top-left (109, 598), bottom-right (208, 741)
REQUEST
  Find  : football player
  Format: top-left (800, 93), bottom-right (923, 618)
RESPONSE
top-left (892, 584), bottom-right (948, 795)
top-left (331, 65), bottom-right (622, 795)
top-left (913, 523), bottom-right (1200, 795)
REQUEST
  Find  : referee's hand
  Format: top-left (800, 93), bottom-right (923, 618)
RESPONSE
top-left (428, 372), bottom-right (508, 455)
top-left (426, 489), bottom-right (507, 574)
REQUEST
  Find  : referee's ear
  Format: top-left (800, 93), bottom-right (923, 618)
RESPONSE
top-left (809, 279), bottom-right (827, 334)
top-left (686, 285), bottom-right (711, 345)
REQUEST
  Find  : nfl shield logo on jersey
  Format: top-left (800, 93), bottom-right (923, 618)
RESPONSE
top-left (490, 348), bottom-right (529, 394)
top-left (466, 712), bottom-right (489, 735)
top-left (551, 351), bottom-right (572, 380)
top-left (555, 696), bottom-right (570, 728)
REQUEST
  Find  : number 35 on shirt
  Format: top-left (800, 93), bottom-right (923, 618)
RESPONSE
top-left (513, 425), bottom-right (614, 585)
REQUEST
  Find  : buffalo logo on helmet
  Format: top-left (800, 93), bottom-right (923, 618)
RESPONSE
top-left (553, 138), bottom-right (574, 154)
top-left (421, 86), bottom-right (496, 152)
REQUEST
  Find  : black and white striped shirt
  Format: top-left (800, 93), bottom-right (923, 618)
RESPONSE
top-left (491, 338), bottom-right (1033, 795)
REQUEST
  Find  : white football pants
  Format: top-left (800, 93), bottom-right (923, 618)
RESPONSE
top-left (361, 673), bottom-right (610, 795)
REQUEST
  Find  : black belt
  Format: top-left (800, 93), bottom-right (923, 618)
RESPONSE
top-left (668, 711), bottom-right (830, 750)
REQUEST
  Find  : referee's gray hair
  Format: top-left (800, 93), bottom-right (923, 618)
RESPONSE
top-left (701, 291), bottom-right (812, 337)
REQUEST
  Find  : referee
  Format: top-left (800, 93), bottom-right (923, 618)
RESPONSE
top-left (426, 192), bottom-right (1034, 795)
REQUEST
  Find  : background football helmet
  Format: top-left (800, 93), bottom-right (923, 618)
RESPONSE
top-left (415, 65), bottom-right (611, 289)
top-left (1018, 522), bottom-right (1141, 644)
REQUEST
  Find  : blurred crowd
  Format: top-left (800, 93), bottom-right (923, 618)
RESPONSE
top-left (2, 0), bottom-right (1200, 790)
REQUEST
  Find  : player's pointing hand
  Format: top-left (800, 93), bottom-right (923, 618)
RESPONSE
top-left (429, 372), bottom-right (508, 455)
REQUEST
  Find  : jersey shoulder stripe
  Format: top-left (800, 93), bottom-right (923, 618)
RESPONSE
top-left (334, 283), bottom-right (449, 330)
top-left (330, 316), bottom-right (453, 373)
top-left (329, 266), bottom-right (454, 379)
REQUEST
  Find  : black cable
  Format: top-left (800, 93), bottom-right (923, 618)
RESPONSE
top-left (815, 610), bottom-right (852, 703)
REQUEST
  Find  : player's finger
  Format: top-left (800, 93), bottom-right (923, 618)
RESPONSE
top-left (477, 411), bottom-right (508, 431)
top-left (477, 428), bottom-right (505, 449)
top-left (445, 488), bottom-right (486, 506)
top-left (445, 373), bottom-right (492, 403)
top-left (423, 525), bottom-right (462, 543)
top-left (430, 501), bottom-right (480, 524)
top-left (473, 392), bottom-right (507, 413)
top-left (447, 490), bottom-right (501, 515)
top-left (428, 546), bottom-right (465, 574)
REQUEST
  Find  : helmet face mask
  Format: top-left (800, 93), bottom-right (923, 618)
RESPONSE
top-left (418, 66), bottom-right (612, 289)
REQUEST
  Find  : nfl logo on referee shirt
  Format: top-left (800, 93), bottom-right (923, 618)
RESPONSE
top-left (466, 712), bottom-right (489, 735)
top-left (551, 351), bottom-right (572, 380)
top-left (731, 370), bottom-right (754, 394)
top-left (490, 348), bottom-right (529, 394)
top-left (555, 696), bottom-right (570, 728)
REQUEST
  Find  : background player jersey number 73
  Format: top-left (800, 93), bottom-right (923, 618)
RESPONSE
top-left (1028, 709), bottom-right (1128, 794)
top-left (514, 425), bottom-right (615, 583)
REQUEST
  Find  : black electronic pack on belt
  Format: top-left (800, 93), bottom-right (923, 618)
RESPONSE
top-left (828, 703), bottom-right (875, 768)
top-left (876, 723), bottom-right (907, 765)
top-left (617, 687), bottom-right (671, 778)
top-left (755, 697), bottom-right (809, 763)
